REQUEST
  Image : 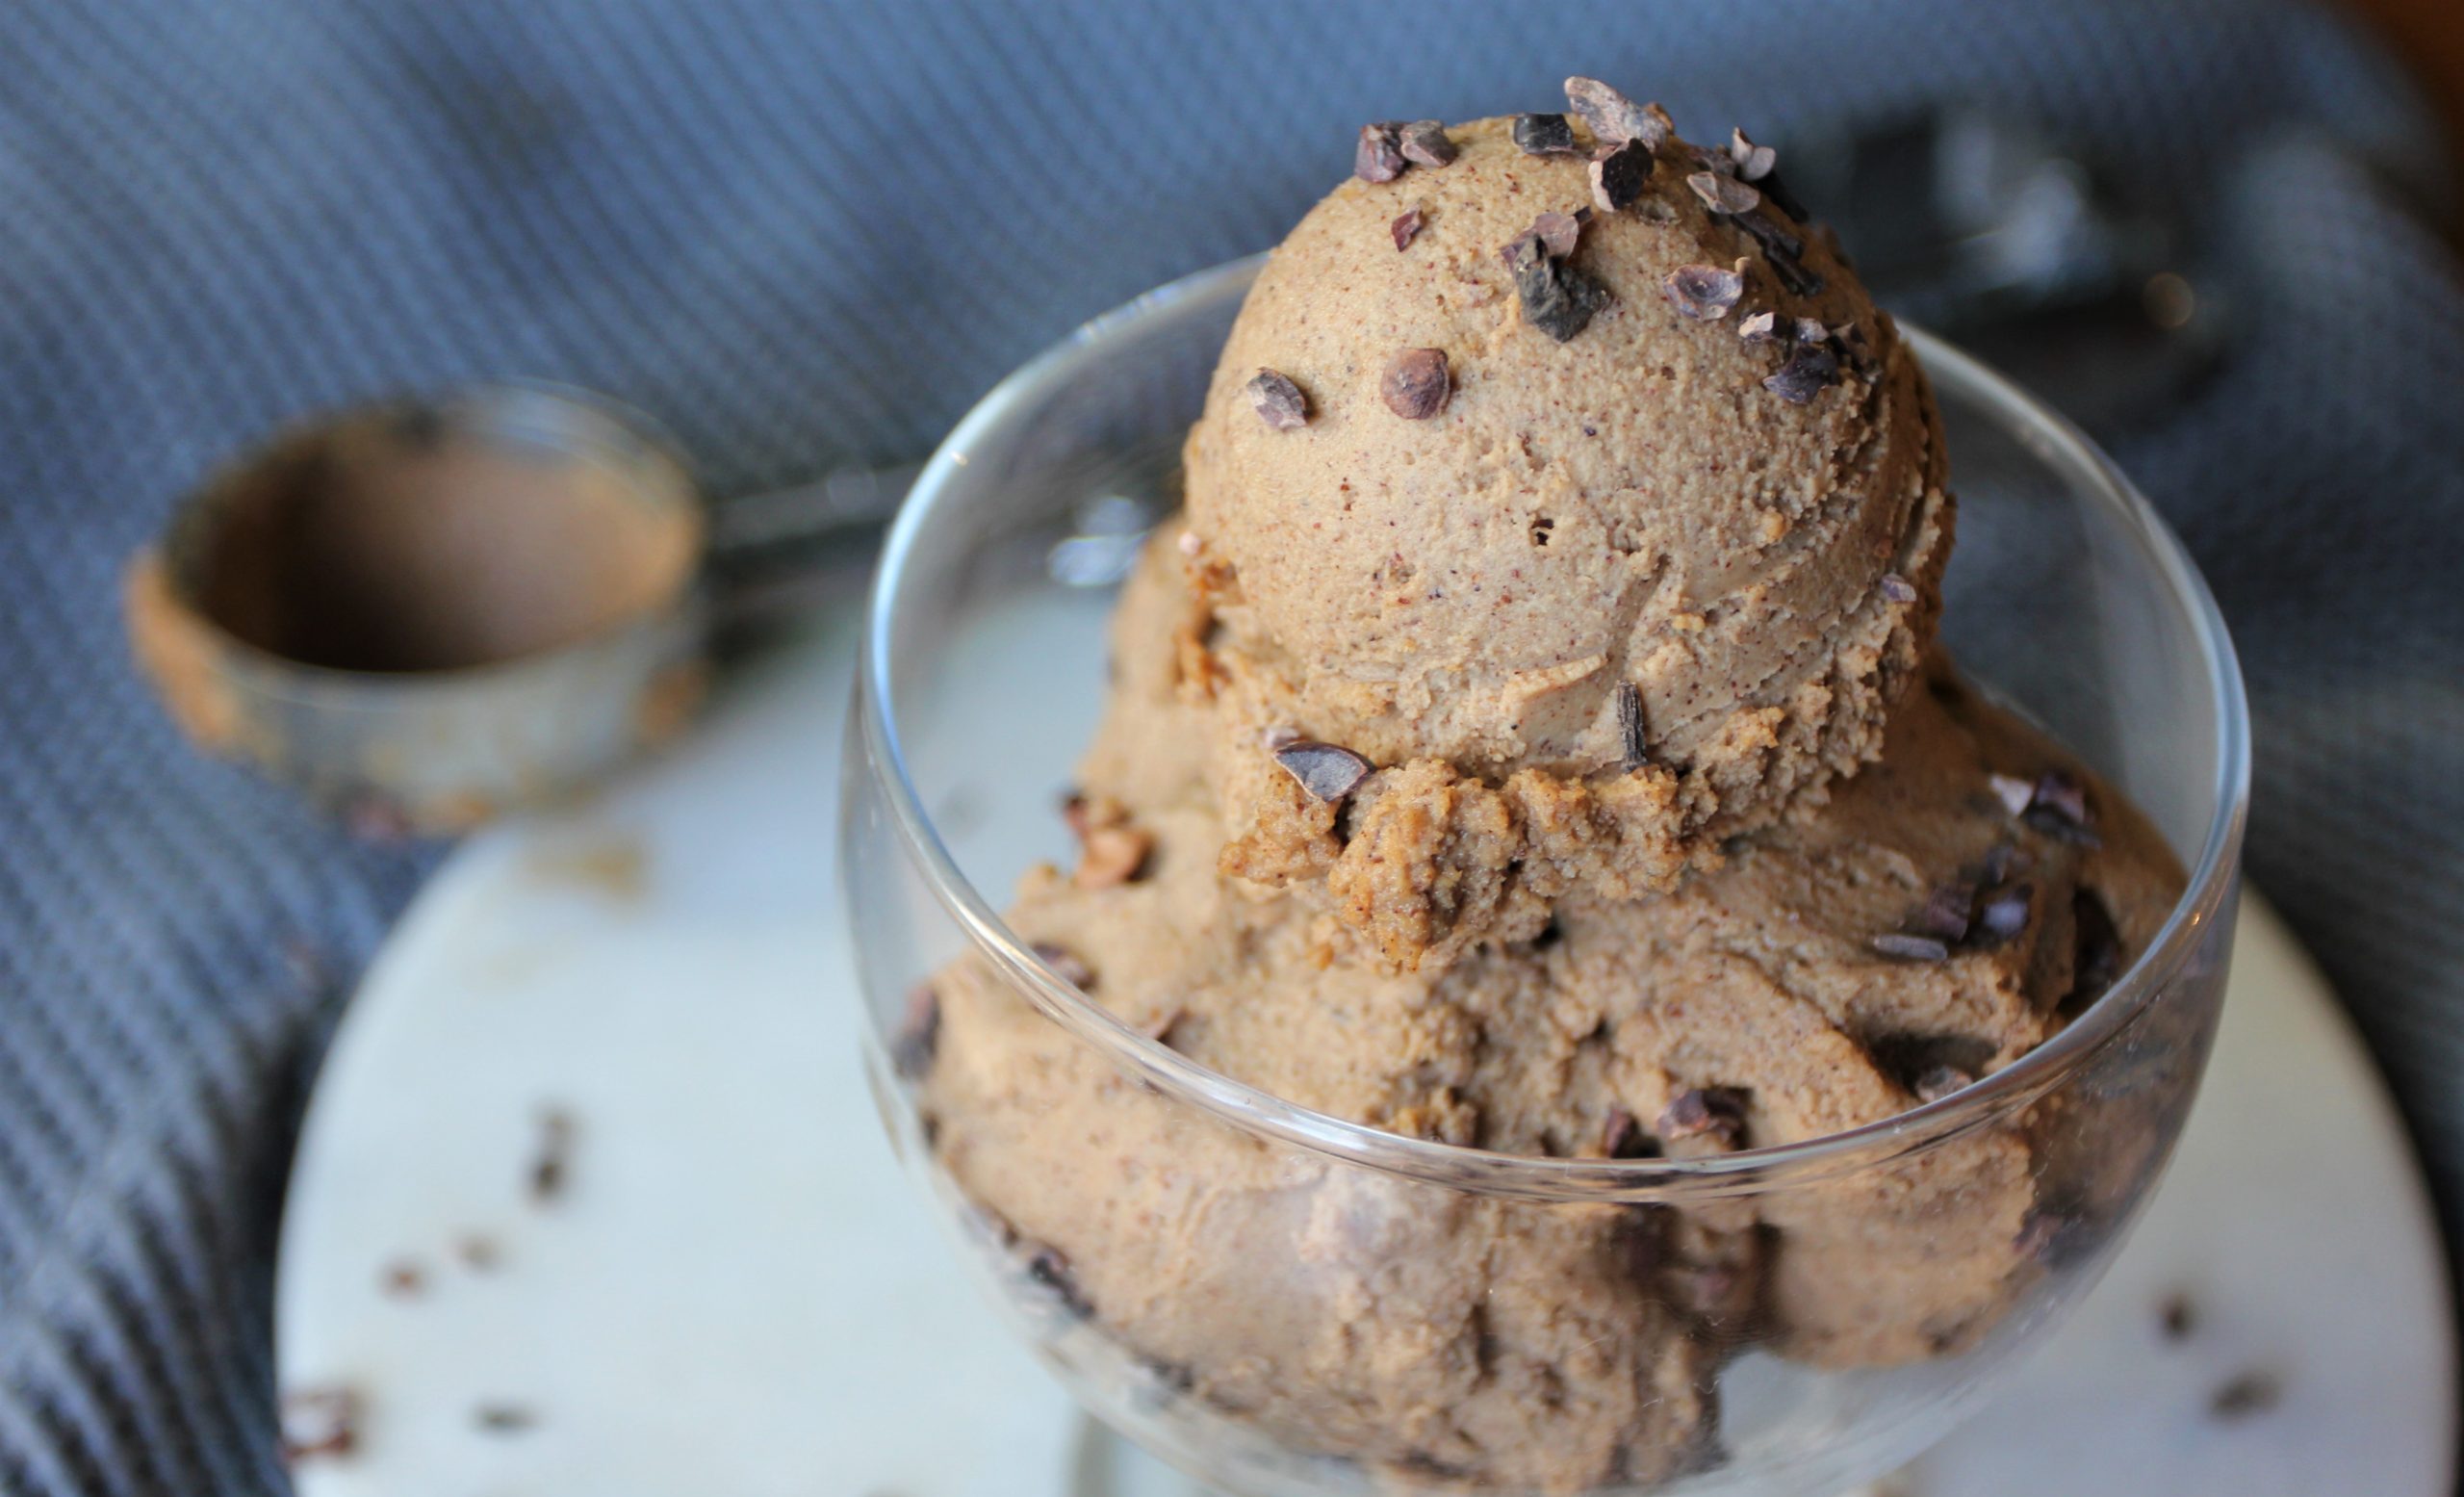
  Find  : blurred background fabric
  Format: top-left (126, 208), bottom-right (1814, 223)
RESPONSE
top-left (0, 1), bottom-right (2457, 1490)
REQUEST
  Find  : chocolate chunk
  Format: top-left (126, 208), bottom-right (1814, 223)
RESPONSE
top-left (1031, 942), bottom-right (1095, 990)
top-left (527, 1106), bottom-right (574, 1204)
top-left (1588, 139), bottom-right (1654, 212)
top-left (1975, 883), bottom-right (2034, 943)
top-left (1354, 121), bottom-right (1407, 183)
top-left (1074, 823), bottom-right (1152, 889)
top-left (1913, 1065), bottom-right (1975, 1102)
top-left (1026, 1245), bottom-right (1094, 1318)
top-left (474, 1403), bottom-right (538, 1434)
top-left (892, 984), bottom-right (940, 1079)
top-left (1658, 1088), bottom-right (1748, 1151)
top-left (2024, 769), bottom-right (2100, 844)
top-left (1380, 347), bottom-right (1451, 420)
top-left (1661, 263), bottom-right (1744, 321)
top-left (1615, 682), bottom-right (1648, 772)
top-left (1687, 171), bottom-right (1761, 217)
top-left (2210, 1371), bottom-right (2282, 1420)
top-left (1871, 932), bottom-right (1950, 963)
top-left (279, 1385), bottom-right (363, 1463)
top-left (1762, 343), bottom-right (1840, 403)
top-left (1245, 369), bottom-right (1310, 430)
top-left (1397, 120), bottom-right (1456, 168)
top-left (1728, 128), bottom-right (1777, 182)
top-left (2160, 1291), bottom-right (2197, 1340)
top-left (1737, 310), bottom-right (1780, 344)
top-left (1912, 878), bottom-right (1977, 943)
top-left (1563, 76), bottom-right (1669, 148)
top-left (1989, 772), bottom-right (2038, 817)
top-left (1506, 234), bottom-right (1610, 343)
top-left (1390, 205), bottom-right (1424, 251)
top-left (1273, 738), bottom-right (1375, 801)
top-left (1880, 572), bottom-right (1918, 604)
top-left (1531, 208), bottom-right (1588, 260)
top-left (1512, 112), bottom-right (1578, 156)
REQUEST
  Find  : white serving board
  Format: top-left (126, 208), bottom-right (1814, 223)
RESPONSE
top-left (278, 599), bottom-right (2456, 1497)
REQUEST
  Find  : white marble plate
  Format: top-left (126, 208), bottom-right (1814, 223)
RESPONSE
top-left (277, 604), bottom-right (2456, 1497)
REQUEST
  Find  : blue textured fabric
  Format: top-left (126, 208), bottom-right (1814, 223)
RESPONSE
top-left (0, 2), bottom-right (2456, 1490)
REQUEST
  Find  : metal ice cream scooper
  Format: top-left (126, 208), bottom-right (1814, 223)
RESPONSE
top-left (125, 383), bottom-right (912, 834)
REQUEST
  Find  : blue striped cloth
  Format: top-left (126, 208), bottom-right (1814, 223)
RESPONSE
top-left (0, 3), bottom-right (2455, 1489)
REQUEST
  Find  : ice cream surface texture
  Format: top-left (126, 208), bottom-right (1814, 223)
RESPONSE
top-left (911, 82), bottom-right (2187, 1494)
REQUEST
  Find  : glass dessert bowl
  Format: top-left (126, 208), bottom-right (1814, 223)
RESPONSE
top-left (840, 255), bottom-right (2247, 1497)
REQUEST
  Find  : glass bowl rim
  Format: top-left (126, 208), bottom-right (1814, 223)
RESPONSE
top-left (854, 253), bottom-right (2251, 1202)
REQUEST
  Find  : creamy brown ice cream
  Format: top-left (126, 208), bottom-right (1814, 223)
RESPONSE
top-left (910, 82), bottom-right (2186, 1493)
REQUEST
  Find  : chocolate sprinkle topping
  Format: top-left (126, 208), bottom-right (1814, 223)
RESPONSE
top-left (1563, 76), bottom-right (1668, 149)
top-left (1880, 572), bottom-right (1918, 604)
top-left (1505, 231), bottom-right (1610, 343)
top-left (1031, 942), bottom-right (1095, 990)
top-left (1737, 310), bottom-right (1780, 344)
top-left (1397, 119), bottom-right (1457, 168)
top-left (1975, 884), bottom-right (2034, 942)
top-left (1588, 139), bottom-right (1654, 212)
top-left (1390, 204), bottom-right (1424, 251)
top-left (1687, 171), bottom-right (1761, 217)
top-left (1728, 128), bottom-right (1777, 182)
top-left (892, 984), bottom-right (940, 1079)
top-left (1871, 932), bottom-right (1951, 963)
top-left (1615, 682), bottom-right (1648, 772)
top-left (1532, 208), bottom-right (1588, 260)
top-left (1380, 347), bottom-right (1451, 420)
top-left (1354, 121), bottom-right (1407, 183)
top-left (1658, 1088), bottom-right (1748, 1150)
top-left (1512, 112), bottom-right (1578, 156)
top-left (1989, 772), bottom-right (2039, 817)
top-left (1662, 263), bottom-right (1744, 321)
top-left (1245, 369), bottom-right (1310, 430)
top-left (1273, 738), bottom-right (1375, 801)
top-left (1762, 343), bottom-right (1840, 403)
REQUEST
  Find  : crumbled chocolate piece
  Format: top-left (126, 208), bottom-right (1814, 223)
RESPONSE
top-left (1737, 310), bottom-right (1780, 343)
top-left (1512, 112), bottom-right (1578, 156)
top-left (279, 1385), bottom-right (363, 1464)
top-left (1588, 139), bottom-right (1654, 212)
top-left (527, 1106), bottom-right (574, 1204)
top-left (1245, 369), bottom-right (1310, 430)
top-left (1871, 932), bottom-right (1951, 963)
top-left (892, 985), bottom-right (940, 1079)
top-left (1912, 878), bottom-right (1977, 943)
top-left (1026, 1245), bottom-right (1094, 1318)
top-left (1615, 682), bottom-right (1648, 772)
top-left (1074, 823), bottom-right (1152, 889)
top-left (1975, 884), bottom-right (2034, 943)
top-left (1762, 343), bottom-right (1840, 403)
top-left (1728, 128), bottom-right (1777, 182)
top-left (1031, 942), bottom-right (1095, 990)
top-left (1988, 772), bottom-right (2038, 818)
top-left (1531, 207), bottom-right (1588, 259)
top-left (1687, 171), bottom-right (1761, 217)
top-left (1397, 120), bottom-right (1456, 168)
top-left (1658, 1088), bottom-right (1748, 1151)
top-left (1354, 121), bottom-right (1406, 182)
top-left (474, 1402), bottom-right (538, 1434)
top-left (1912, 1065), bottom-right (1975, 1102)
top-left (1661, 263), bottom-right (1744, 321)
top-left (1380, 347), bottom-right (1451, 420)
top-left (1505, 232), bottom-right (1611, 343)
top-left (1273, 738), bottom-right (1375, 801)
top-left (1880, 572), bottom-right (1918, 604)
top-left (2024, 769), bottom-right (2100, 844)
top-left (1601, 1105), bottom-right (1649, 1159)
top-left (1390, 204), bottom-right (1424, 251)
top-left (380, 1259), bottom-right (425, 1298)
top-left (1563, 76), bottom-right (1669, 148)
top-left (2210, 1371), bottom-right (2282, 1420)
top-left (2160, 1291), bottom-right (2197, 1340)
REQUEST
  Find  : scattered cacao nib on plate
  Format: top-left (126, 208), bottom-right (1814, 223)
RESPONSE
top-left (1354, 121), bottom-right (1407, 182)
top-left (1245, 369), bottom-right (1310, 430)
top-left (1512, 112), bottom-right (1578, 156)
top-left (474, 1402), bottom-right (539, 1434)
top-left (1563, 76), bottom-right (1669, 148)
top-left (1026, 1245), bottom-right (1095, 1318)
top-left (1505, 230), bottom-right (1610, 343)
top-left (1661, 263), bottom-right (1744, 320)
top-left (2209, 1371), bottom-right (2283, 1420)
top-left (1728, 128), bottom-right (1777, 181)
top-left (1871, 931), bottom-right (1951, 963)
top-left (279, 1385), bottom-right (363, 1464)
top-left (892, 984), bottom-right (940, 1079)
top-left (379, 1258), bottom-right (426, 1298)
top-left (1397, 120), bottom-right (1456, 168)
top-left (1615, 682), bottom-right (1648, 771)
top-left (1273, 738), bottom-right (1375, 801)
top-left (1880, 572), bottom-right (1918, 604)
top-left (527, 1105), bottom-right (575, 1204)
top-left (1380, 347), bottom-right (1451, 420)
top-left (2160, 1290), bottom-right (2197, 1340)
top-left (1031, 942), bottom-right (1096, 990)
top-left (454, 1233), bottom-right (501, 1272)
top-left (1658, 1087), bottom-right (1748, 1151)
top-left (1390, 204), bottom-right (1424, 251)
top-left (1588, 139), bottom-right (1654, 212)
top-left (1074, 823), bottom-right (1152, 889)
top-left (1762, 342), bottom-right (1840, 403)
top-left (1686, 170), bottom-right (1761, 217)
